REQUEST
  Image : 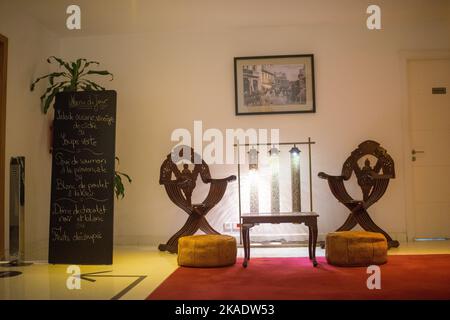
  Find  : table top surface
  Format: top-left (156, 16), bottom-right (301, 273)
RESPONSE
top-left (242, 212), bottom-right (318, 218)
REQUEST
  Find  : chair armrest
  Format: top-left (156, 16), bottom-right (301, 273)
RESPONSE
top-left (318, 172), bottom-right (344, 180)
top-left (370, 172), bottom-right (393, 180)
top-left (159, 177), bottom-right (189, 186)
top-left (205, 175), bottom-right (237, 183)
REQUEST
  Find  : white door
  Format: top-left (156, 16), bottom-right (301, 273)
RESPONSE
top-left (407, 59), bottom-right (450, 239)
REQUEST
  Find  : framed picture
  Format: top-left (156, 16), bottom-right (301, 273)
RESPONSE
top-left (234, 54), bottom-right (315, 115)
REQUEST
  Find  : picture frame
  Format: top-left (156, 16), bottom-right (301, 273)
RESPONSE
top-left (234, 54), bottom-right (315, 116)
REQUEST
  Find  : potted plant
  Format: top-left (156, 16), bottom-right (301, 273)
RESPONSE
top-left (31, 56), bottom-right (131, 199)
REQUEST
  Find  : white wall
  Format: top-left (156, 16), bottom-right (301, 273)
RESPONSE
top-left (0, 1), bottom-right (59, 259)
top-left (2, 0), bottom-right (450, 259)
top-left (55, 0), bottom-right (449, 247)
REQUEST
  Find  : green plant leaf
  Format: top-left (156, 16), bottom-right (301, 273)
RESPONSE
top-left (79, 59), bottom-right (100, 75)
top-left (80, 79), bottom-right (105, 91)
top-left (49, 72), bottom-right (69, 86)
top-left (80, 84), bottom-right (93, 91)
top-left (114, 174), bottom-right (125, 199)
top-left (116, 171), bottom-right (132, 183)
top-left (30, 72), bottom-right (67, 91)
top-left (86, 70), bottom-right (114, 80)
top-left (39, 83), bottom-right (59, 100)
top-left (47, 56), bottom-right (74, 76)
top-left (47, 56), bottom-right (68, 68)
top-left (32, 57), bottom-right (114, 112)
top-left (39, 81), bottom-right (67, 101)
top-left (43, 85), bottom-right (66, 113)
top-left (69, 61), bottom-right (79, 88)
top-left (114, 157), bottom-right (132, 200)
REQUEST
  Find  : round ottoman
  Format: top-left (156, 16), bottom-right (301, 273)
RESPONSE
top-left (326, 231), bottom-right (388, 267)
top-left (178, 235), bottom-right (237, 267)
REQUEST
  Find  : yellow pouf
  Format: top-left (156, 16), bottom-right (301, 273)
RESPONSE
top-left (178, 235), bottom-right (237, 267)
top-left (326, 231), bottom-right (388, 267)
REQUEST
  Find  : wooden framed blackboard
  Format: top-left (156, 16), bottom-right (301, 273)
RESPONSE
top-left (49, 90), bottom-right (116, 265)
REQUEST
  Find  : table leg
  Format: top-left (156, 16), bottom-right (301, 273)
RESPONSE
top-left (246, 227), bottom-right (251, 261)
top-left (242, 225), bottom-right (249, 268)
top-left (308, 226), bottom-right (312, 260)
top-left (311, 221), bottom-right (318, 267)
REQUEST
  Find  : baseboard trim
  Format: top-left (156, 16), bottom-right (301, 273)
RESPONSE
top-left (115, 231), bottom-right (408, 246)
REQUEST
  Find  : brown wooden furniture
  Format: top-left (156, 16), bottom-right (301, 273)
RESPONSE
top-left (241, 212), bottom-right (319, 267)
top-left (0, 34), bottom-right (8, 260)
top-left (318, 140), bottom-right (399, 248)
top-left (159, 145), bottom-right (236, 253)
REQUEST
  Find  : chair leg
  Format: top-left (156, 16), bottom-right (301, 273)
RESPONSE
top-left (355, 209), bottom-right (400, 248)
top-left (198, 218), bottom-right (220, 235)
top-left (159, 214), bottom-right (200, 253)
top-left (336, 213), bottom-right (358, 231)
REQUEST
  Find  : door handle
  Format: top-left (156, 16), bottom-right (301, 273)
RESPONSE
top-left (411, 149), bottom-right (425, 162)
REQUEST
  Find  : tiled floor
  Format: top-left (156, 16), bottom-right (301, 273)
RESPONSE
top-left (0, 241), bottom-right (449, 300)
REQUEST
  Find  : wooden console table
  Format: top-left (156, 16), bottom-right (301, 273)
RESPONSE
top-left (241, 212), bottom-right (319, 268)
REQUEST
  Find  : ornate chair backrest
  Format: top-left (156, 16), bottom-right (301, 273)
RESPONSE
top-left (159, 145), bottom-right (211, 206)
top-left (341, 140), bottom-right (395, 201)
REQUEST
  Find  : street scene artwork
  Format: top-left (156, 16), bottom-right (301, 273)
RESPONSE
top-left (235, 55), bottom-right (315, 115)
top-left (243, 64), bottom-right (307, 107)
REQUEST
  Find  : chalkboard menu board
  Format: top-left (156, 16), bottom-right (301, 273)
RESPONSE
top-left (49, 91), bottom-right (116, 265)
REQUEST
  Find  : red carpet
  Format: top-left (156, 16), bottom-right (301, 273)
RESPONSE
top-left (148, 255), bottom-right (450, 300)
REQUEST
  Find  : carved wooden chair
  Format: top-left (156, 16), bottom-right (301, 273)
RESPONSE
top-left (318, 140), bottom-right (399, 248)
top-left (159, 145), bottom-right (236, 253)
